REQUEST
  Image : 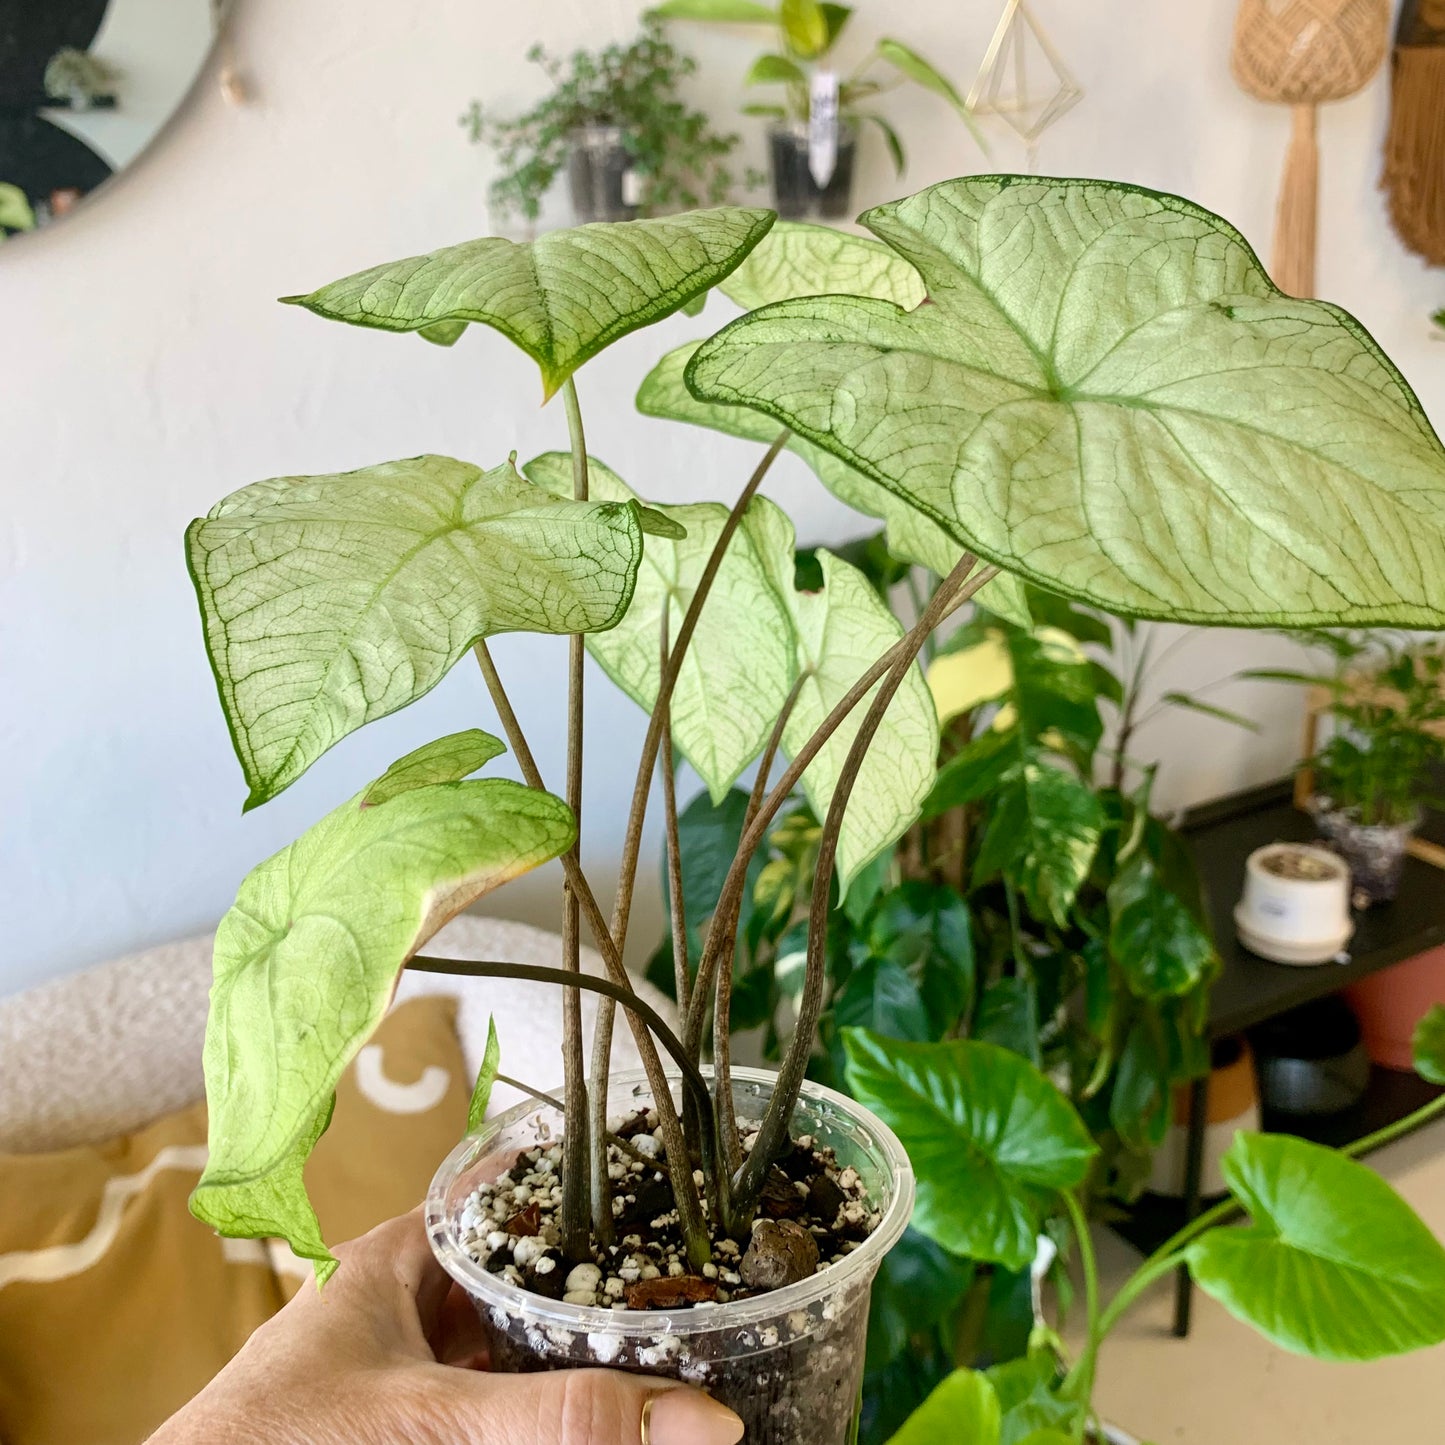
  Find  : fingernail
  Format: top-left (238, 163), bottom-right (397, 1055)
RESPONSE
top-left (647, 1386), bottom-right (744, 1445)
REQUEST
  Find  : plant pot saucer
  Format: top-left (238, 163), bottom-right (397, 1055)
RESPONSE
top-left (1234, 905), bottom-right (1353, 965)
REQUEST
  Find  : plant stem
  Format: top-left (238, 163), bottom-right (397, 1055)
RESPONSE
top-left (712, 672), bottom-right (810, 1175)
top-left (660, 600), bottom-right (691, 1018)
top-left (407, 955), bottom-right (717, 1176)
top-left (470, 638), bottom-right (708, 1263)
top-left (729, 556), bottom-right (996, 1228)
top-left (558, 376), bottom-right (591, 1260)
top-left (588, 429), bottom-right (789, 1241)
top-left (1062, 1191), bottom-right (1100, 1416)
top-left (686, 568), bottom-right (994, 1058)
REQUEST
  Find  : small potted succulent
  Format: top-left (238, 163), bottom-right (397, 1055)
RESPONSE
top-left (649, 0), bottom-right (983, 219)
top-left (1259, 632), bottom-right (1445, 904)
top-left (461, 20), bottom-right (747, 227)
top-left (184, 176), bottom-right (1445, 1444)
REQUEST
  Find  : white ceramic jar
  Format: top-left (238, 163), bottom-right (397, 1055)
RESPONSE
top-left (1234, 842), bottom-right (1353, 965)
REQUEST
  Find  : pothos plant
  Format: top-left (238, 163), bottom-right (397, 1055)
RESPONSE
top-left (185, 176), bottom-right (1445, 1419)
top-left (648, 0), bottom-right (983, 175)
top-left (876, 1009), bottom-right (1445, 1444)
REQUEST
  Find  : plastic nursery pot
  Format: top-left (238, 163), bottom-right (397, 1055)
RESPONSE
top-left (567, 124), bottom-right (641, 223)
top-left (1314, 801), bottom-right (1420, 906)
top-left (427, 1066), bottom-right (914, 1445)
top-left (767, 122), bottom-right (858, 221)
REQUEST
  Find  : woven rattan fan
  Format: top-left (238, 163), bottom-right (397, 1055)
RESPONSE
top-left (1232, 0), bottom-right (1391, 296)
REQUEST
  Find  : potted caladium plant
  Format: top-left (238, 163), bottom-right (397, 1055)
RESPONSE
top-left (649, 0), bottom-right (984, 219)
top-left (187, 177), bottom-right (1445, 1445)
top-left (871, 1009), bottom-right (1445, 1444)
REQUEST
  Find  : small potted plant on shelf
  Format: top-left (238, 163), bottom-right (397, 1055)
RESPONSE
top-left (461, 20), bottom-right (747, 227)
top-left (649, 0), bottom-right (983, 220)
top-left (185, 176), bottom-right (1445, 1444)
top-left (1259, 632), bottom-right (1445, 904)
top-left (872, 1012), bottom-right (1445, 1443)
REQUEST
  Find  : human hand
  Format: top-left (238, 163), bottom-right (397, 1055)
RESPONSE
top-left (148, 1209), bottom-right (745, 1445)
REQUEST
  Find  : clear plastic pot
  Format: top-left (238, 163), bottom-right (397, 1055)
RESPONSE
top-left (767, 122), bottom-right (858, 221)
top-left (427, 1066), bottom-right (913, 1445)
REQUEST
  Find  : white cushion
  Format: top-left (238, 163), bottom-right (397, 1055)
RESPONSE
top-left (0, 914), bottom-right (672, 1153)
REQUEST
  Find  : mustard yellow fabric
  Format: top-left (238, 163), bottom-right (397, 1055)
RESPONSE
top-left (0, 995), bottom-right (470, 1445)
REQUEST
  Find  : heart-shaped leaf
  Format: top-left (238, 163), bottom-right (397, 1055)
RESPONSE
top-left (283, 207), bottom-right (774, 398)
top-left (189, 456), bottom-right (644, 808)
top-left (1414, 1004), bottom-right (1445, 1084)
top-left (888, 1369), bottom-right (1001, 1445)
top-left (1186, 1132), bottom-right (1445, 1360)
top-left (783, 550), bottom-right (939, 889)
top-left (688, 176), bottom-right (1445, 626)
top-left (191, 739), bottom-right (575, 1279)
top-left (844, 1030), bottom-right (1097, 1269)
top-left (522, 452), bottom-right (797, 801)
top-left (987, 1350), bottom-right (1082, 1445)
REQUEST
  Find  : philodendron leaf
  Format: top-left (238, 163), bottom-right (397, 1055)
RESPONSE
top-left (282, 207), bottom-right (774, 399)
top-left (887, 1368), bottom-right (1001, 1445)
top-left (522, 452), bottom-right (797, 802)
top-left (189, 456), bottom-right (644, 809)
top-left (688, 176), bottom-right (1445, 626)
top-left (783, 550), bottom-right (939, 890)
top-left (637, 343), bottom-right (1029, 626)
top-left (844, 1030), bottom-right (1097, 1269)
top-left (191, 749), bottom-right (575, 1280)
top-left (1186, 1132), bottom-right (1445, 1360)
top-left (1413, 1004), bottom-right (1445, 1084)
top-left (467, 1016), bottom-right (501, 1132)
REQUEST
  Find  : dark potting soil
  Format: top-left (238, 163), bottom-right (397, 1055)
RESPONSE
top-left (455, 1113), bottom-right (882, 1311)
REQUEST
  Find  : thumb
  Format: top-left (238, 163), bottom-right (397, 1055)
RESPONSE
top-left (453, 1366), bottom-right (744, 1445)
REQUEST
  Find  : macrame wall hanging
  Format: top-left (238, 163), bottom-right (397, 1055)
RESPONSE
top-left (966, 0), bottom-right (1083, 171)
top-left (1381, 0), bottom-right (1445, 266)
top-left (1231, 0), bottom-right (1391, 297)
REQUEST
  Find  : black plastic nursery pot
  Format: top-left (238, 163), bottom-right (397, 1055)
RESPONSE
top-left (567, 124), bottom-right (641, 224)
top-left (427, 1067), bottom-right (913, 1445)
top-left (767, 122), bottom-right (857, 221)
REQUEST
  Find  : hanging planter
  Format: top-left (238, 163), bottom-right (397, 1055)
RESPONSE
top-left (428, 1068), bottom-right (913, 1445)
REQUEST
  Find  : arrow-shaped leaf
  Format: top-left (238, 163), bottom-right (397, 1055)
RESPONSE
top-left (188, 456), bottom-right (644, 808)
top-left (844, 1030), bottom-right (1096, 1269)
top-left (191, 737), bottom-right (575, 1280)
top-left (283, 208), bottom-right (774, 398)
top-left (1186, 1133), bottom-right (1445, 1360)
top-left (522, 451), bottom-right (798, 802)
top-left (688, 176), bottom-right (1445, 626)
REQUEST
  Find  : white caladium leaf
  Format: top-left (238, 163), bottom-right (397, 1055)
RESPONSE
top-left (188, 456), bottom-right (645, 809)
top-left (717, 219), bottom-right (925, 311)
top-left (688, 177), bottom-right (1445, 626)
top-left (636, 343), bottom-right (1030, 628)
top-left (782, 549), bottom-right (939, 890)
top-left (282, 208), bottom-right (774, 398)
top-left (523, 452), bottom-right (798, 802)
top-left (191, 738), bottom-right (575, 1281)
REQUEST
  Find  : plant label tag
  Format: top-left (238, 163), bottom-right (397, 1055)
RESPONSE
top-left (621, 169), bottom-right (642, 208)
top-left (808, 70), bottom-right (840, 188)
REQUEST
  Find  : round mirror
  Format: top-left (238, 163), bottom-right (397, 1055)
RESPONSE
top-left (0, 0), bottom-right (227, 240)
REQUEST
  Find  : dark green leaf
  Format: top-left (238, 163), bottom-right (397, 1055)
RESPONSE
top-left (1107, 850), bottom-right (1218, 999)
top-left (844, 1031), bottom-right (1096, 1268)
top-left (834, 959), bottom-right (932, 1042)
top-left (867, 881), bottom-right (974, 1035)
top-left (1160, 691), bottom-right (1260, 732)
top-left (1110, 1015), bottom-right (1170, 1151)
top-left (973, 976), bottom-right (1040, 1065)
top-left (1187, 1133), bottom-right (1445, 1360)
top-left (987, 1351), bottom-right (1082, 1445)
top-left (866, 1226), bottom-right (975, 1372)
top-left (922, 725), bottom-right (1018, 819)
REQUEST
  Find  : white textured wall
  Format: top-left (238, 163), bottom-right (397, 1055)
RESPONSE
top-left (4, 0), bottom-right (1441, 995)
